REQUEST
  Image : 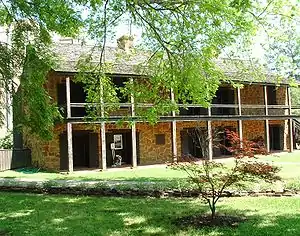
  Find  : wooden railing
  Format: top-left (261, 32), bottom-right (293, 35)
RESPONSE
top-left (66, 102), bottom-right (296, 120)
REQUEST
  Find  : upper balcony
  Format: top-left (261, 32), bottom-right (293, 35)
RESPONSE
top-left (55, 78), bottom-right (298, 122)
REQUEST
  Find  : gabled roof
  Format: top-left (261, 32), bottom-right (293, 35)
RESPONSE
top-left (52, 43), bottom-right (148, 75)
top-left (52, 43), bottom-right (294, 85)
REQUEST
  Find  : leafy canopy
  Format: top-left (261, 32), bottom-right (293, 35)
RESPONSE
top-left (0, 0), bottom-right (83, 139)
top-left (0, 0), bottom-right (299, 138)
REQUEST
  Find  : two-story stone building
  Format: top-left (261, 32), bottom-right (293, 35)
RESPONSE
top-left (39, 42), bottom-right (296, 171)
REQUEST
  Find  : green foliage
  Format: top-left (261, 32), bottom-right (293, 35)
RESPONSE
top-left (75, 57), bottom-right (120, 120)
top-left (0, 0), bottom-right (83, 140)
top-left (171, 131), bottom-right (280, 219)
top-left (285, 177), bottom-right (300, 191)
top-left (0, 0), bottom-right (299, 138)
top-left (77, 0), bottom-right (257, 122)
top-left (0, 131), bottom-right (13, 149)
top-left (14, 46), bottom-right (61, 140)
top-left (262, 1), bottom-right (300, 80)
top-left (77, 0), bottom-right (299, 123)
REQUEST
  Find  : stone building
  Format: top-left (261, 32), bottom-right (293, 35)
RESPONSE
top-left (38, 42), bottom-right (297, 171)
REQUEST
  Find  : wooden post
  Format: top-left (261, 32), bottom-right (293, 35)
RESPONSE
top-left (171, 121), bottom-right (177, 161)
top-left (130, 78), bottom-right (138, 167)
top-left (67, 122), bottom-right (73, 173)
top-left (66, 77), bottom-right (71, 118)
top-left (100, 77), bottom-right (107, 170)
top-left (101, 122), bottom-right (106, 170)
top-left (237, 87), bottom-right (243, 147)
top-left (207, 107), bottom-right (213, 161)
top-left (131, 123), bottom-right (137, 168)
top-left (287, 86), bottom-right (294, 152)
top-left (66, 77), bottom-right (73, 172)
top-left (170, 88), bottom-right (177, 161)
top-left (264, 85), bottom-right (270, 152)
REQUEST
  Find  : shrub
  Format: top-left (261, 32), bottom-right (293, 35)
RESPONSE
top-left (0, 131), bottom-right (13, 149)
top-left (171, 130), bottom-right (280, 220)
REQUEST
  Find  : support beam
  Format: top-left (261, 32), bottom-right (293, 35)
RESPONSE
top-left (100, 122), bottom-right (107, 170)
top-left (66, 77), bottom-right (71, 118)
top-left (288, 119), bottom-right (293, 152)
top-left (264, 85), bottom-right (270, 152)
top-left (287, 86), bottom-right (294, 152)
top-left (67, 122), bottom-right (73, 173)
top-left (171, 121), bottom-right (177, 161)
top-left (238, 120), bottom-right (243, 146)
top-left (170, 88), bottom-right (177, 161)
top-left (265, 120), bottom-right (270, 152)
top-left (237, 87), bottom-right (243, 147)
top-left (130, 78), bottom-right (138, 167)
top-left (131, 123), bottom-right (137, 168)
top-left (207, 107), bottom-right (213, 161)
top-left (100, 77), bottom-right (107, 170)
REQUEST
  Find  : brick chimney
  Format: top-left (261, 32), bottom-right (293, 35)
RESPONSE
top-left (117, 35), bottom-right (134, 52)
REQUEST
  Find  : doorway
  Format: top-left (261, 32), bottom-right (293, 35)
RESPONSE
top-left (59, 131), bottom-right (99, 170)
top-left (269, 125), bottom-right (282, 150)
top-left (213, 126), bottom-right (236, 157)
top-left (106, 130), bottom-right (133, 167)
top-left (180, 129), bottom-right (203, 158)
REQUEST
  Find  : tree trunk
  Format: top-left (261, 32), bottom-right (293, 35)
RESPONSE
top-left (211, 204), bottom-right (216, 221)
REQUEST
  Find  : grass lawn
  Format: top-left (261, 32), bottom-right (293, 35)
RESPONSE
top-left (0, 192), bottom-right (300, 236)
top-left (0, 165), bottom-right (187, 182)
top-left (0, 151), bottom-right (299, 185)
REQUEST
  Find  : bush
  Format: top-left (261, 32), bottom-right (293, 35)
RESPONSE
top-left (0, 131), bottom-right (13, 149)
top-left (171, 130), bottom-right (281, 220)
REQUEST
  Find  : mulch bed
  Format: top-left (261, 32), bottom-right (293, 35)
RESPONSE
top-left (175, 214), bottom-right (247, 228)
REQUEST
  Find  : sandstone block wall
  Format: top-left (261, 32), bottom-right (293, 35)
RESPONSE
top-left (136, 122), bottom-right (172, 164)
top-left (240, 85), bottom-right (287, 116)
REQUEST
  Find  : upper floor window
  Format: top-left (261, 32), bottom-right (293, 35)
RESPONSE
top-left (212, 87), bottom-right (235, 104)
top-left (113, 77), bottom-right (129, 103)
top-left (212, 87), bottom-right (235, 115)
top-left (57, 80), bottom-right (87, 118)
top-left (267, 86), bottom-right (277, 105)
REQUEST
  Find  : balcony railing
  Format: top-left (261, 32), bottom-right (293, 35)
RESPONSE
top-left (64, 102), bottom-right (298, 121)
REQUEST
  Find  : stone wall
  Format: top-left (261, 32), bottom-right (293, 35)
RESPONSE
top-left (241, 84), bottom-right (264, 105)
top-left (136, 122), bottom-right (172, 164)
top-left (45, 71), bottom-right (67, 101)
top-left (241, 84), bottom-right (264, 115)
top-left (242, 120), bottom-right (265, 141)
top-left (240, 85), bottom-right (287, 116)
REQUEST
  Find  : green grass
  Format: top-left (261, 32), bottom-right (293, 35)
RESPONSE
top-left (260, 151), bottom-right (300, 163)
top-left (0, 166), bottom-right (188, 182)
top-left (0, 192), bottom-right (300, 236)
top-left (0, 151), bottom-right (299, 184)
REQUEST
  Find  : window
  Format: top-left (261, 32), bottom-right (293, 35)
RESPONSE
top-left (112, 77), bottom-right (129, 103)
top-left (267, 86), bottom-right (277, 105)
top-left (155, 134), bottom-right (165, 145)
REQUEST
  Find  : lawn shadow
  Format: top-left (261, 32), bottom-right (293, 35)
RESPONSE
top-left (0, 193), bottom-right (205, 236)
top-left (1, 193), bottom-right (300, 236)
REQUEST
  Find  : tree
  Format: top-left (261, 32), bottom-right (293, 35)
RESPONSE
top-left (77, 0), bottom-right (300, 122)
top-left (0, 0), bottom-right (83, 139)
top-left (0, 0), bottom-right (299, 138)
top-left (171, 130), bottom-right (280, 221)
top-left (261, 3), bottom-right (300, 110)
